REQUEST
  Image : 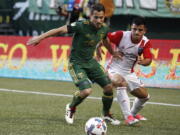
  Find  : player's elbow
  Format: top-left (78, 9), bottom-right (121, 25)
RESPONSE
top-left (56, 25), bottom-right (68, 35)
top-left (146, 59), bottom-right (152, 66)
top-left (143, 59), bottom-right (152, 66)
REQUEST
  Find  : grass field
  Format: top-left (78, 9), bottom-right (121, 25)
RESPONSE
top-left (0, 77), bottom-right (180, 135)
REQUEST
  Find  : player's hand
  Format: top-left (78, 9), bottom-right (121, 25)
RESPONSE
top-left (112, 51), bottom-right (123, 60)
top-left (96, 48), bottom-right (102, 61)
top-left (26, 36), bottom-right (41, 46)
top-left (96, 42), bottom-right (105, 61)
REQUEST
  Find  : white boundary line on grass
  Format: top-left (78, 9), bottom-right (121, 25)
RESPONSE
top-left (0, 88), bottom-right (180, 107)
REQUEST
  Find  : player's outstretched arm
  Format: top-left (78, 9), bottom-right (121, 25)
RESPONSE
top-left (26, 25), bottom-right (68, 46)
top-left (102, 38), bottom-right (123, 59)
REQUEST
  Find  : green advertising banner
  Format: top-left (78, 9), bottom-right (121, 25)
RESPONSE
top-left (29, 0), bottom-right (180, 18)
top-left (114, 0), bottom-right (180, 18)
top-left (28, 0), bottom-right (61, 15)
top-left (0, 0), bottom-right (66, 36)
top-left (0, 0), bottom-right (180, 37)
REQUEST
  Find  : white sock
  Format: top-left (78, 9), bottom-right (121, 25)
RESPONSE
top-left (131, 95), bottom-right (150, 116)
top-left (116, 87), bottom-right (131, 119)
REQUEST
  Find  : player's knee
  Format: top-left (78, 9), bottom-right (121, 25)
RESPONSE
top-left (139, 94), bottom-right (150, 101)
top-left (81, 88), bottom-right (92, 97)
top-left (77, 79), bottom-right (91, 91)
top-left (111, 77), bottom-right (127, 87)
top-left (113, 80), bottom-right (127, 87)
top-left (103, 83), bottom-right (113, 93)
top-left (122, 81), bottom-right (128, 87)
top-left (142, 90), bottom-right (150, 100)
top-left (132, 87), bottom-right (149, 99)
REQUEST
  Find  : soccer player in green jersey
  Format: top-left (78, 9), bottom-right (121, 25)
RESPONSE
top-left (27, 3), bottom-right (120, 125)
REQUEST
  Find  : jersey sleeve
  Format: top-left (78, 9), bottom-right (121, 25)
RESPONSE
top-left (67, 21), bottom-right (81, 33)
top-left (107, 31), bottom-right (123, 46)
top-left (143, 40), bottom-right (152, 59)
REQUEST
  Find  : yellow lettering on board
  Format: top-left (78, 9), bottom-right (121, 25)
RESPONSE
top-left (170, 49), bottom-right (180, 69)
top-left (150, 48), bottom-right (159, 68)
top-left (0, 43), bottom-right (8, 68)
top-left (8, 43), bottom-right (27, 70)
top-left (166, 49), bottom-right (180, 80)
top-left (50, 45), bottom-right (70, 72)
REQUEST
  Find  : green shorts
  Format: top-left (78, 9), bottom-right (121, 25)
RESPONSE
top-left (68, 59), bottom-right (111, 90)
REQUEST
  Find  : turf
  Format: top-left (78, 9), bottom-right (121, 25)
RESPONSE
top-left (0, 78), bottom-right (179, 135)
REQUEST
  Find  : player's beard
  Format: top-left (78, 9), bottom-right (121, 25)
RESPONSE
top-left (132, 34), bottom-right (142, 43)
top-left (94, 22), bottom-right (102, 29)
top-left (134, 34), bottom-right (141, 40)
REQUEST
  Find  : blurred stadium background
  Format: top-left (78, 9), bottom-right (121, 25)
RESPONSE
top-left (0, 0), bottom-right (180, 135)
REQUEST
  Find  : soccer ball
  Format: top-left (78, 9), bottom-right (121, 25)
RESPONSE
top-left (85, 117), bottom-right (107, 135)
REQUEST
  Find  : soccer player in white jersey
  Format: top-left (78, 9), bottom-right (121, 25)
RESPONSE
top-left (105, 17), bottom-right (152, 125)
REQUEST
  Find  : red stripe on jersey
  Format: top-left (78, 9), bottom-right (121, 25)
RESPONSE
top-left (131, 58), bottom-right (137, 73)
top-left (140, 40), bottom-right (145, 47)
top-left (107, 31), bottom-right (123, 47)
top-left (143, 40), bottom-right (152, 59)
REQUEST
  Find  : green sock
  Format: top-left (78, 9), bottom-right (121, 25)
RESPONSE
top-left (69, 91), bottom-right (85, 108)
top-left (102, 92), bottom-right (113, 115)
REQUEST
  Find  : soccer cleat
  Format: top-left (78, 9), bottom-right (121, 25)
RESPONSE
top-left (125, 115), bottom-right (139, 125)
top-left (65, 103), bottom-right (76, 124)
top-left (134, 114), bottom-right (147, 121)
top-left (102, 113), bottom-right (121, 125)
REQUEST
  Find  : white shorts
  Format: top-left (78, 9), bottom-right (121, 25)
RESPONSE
top-left (108, 68), bottom-right (144, 92)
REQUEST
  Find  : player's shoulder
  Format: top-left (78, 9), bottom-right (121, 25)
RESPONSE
top-left (70, 20), bottom-right (83, 27)
top-left (142, 35), bottom-right (150, 43)
top-left (82, 20), bottom-right (90, 25)
top-left (122, 31), bottom-right (131, 37)
top-left (72, 20), bottom-right (89, 26)
top-left (101, 23), bottom-right (109, 32)
top-left (109, 30), bottom-right (124, 35)
top-left (124, 31), bottom-right (131, 34)
top-left (141, 35), bottom-right (152, 48)
top-left (142, 35), bottom-right (149, 40)
top-left (102, 23), bottom-right (108, 28)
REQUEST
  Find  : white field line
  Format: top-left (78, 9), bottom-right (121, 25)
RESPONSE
top-left (0, 88), bottom-right (180, 107)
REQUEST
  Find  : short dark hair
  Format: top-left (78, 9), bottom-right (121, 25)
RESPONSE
top-left (132, 17), bottom-right (146, 26)
top-left (91, 3), bottom-right (105, 14)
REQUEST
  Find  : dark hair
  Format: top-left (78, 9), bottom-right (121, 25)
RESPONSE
top-left (132, 17), bottom-right (146, 26)
top-left (90, 3), bottom-right (105, 14)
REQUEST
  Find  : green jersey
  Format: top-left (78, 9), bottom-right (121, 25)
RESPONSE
top-left (67, 20), bottom-right (109, 62)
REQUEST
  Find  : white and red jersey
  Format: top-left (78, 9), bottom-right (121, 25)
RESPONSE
top-left (107, 31), bottom-right (152, 73)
